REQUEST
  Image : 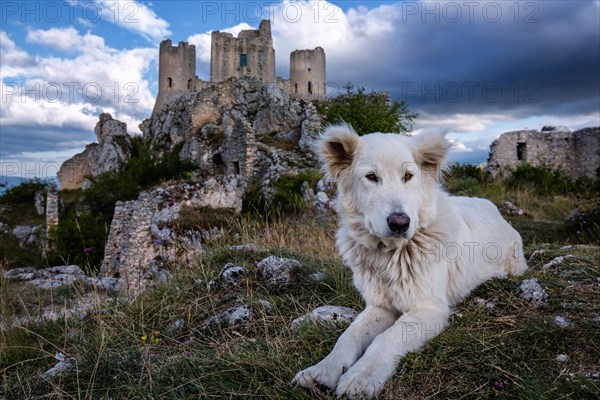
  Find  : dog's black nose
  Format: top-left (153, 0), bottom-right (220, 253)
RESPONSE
top-left (387, 212), bottom-right (410, 234)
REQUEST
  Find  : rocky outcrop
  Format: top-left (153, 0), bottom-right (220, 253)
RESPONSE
top-left (100, 176), bottom-right (246, 295)
top-left (140, 78), bottom-right (322, 201)
top-left (12, 225), bottom-right (43, 248)
top-left (57, 113), bottom-right (132, 190)
top-left (486, 126), bottom-right (600, 178)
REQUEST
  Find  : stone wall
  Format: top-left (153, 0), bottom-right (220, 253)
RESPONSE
top-left (45, 184), bottom-right (59, 250)
top-left (100, 176), bottom-right (245, 295)
top-left (210, 20), bottom-right (275, 84)
top-left (486, 126), bottom-right (600, 178)
top-left (290, 47), bottom-right (326, 101)
top-left (153, 40), bottom-right (207, 115)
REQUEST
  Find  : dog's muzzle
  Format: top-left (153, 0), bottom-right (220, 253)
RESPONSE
top-left (387, 212), bottom-right (410, 234)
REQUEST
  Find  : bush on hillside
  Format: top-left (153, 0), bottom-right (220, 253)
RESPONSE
top-left (320, 83), bottom-right (417, 135)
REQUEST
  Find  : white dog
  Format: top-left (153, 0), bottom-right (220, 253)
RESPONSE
top-left (293, 124), bottom-right (527, 398)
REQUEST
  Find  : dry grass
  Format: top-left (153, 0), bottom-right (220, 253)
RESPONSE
top-left (1, 179), bottom-right (599, 399)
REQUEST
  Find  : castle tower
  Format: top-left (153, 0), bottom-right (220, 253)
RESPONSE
top-left (153, 40), bottom-right (196, 114)
top-left (210, 20), bottom-right (275, 83)
top-left (290, 47), bottom-right (326, 101)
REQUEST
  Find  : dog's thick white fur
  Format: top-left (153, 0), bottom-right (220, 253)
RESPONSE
top-left (293, 124), bottom-right (527, 398)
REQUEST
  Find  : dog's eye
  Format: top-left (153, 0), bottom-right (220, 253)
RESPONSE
top-left (365, 172), bottom-right (378, 182)
top-left (403, 172), bottom-right (414, 182)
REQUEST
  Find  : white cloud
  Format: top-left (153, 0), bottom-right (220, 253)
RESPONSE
top-left (0, 31), bottom-right (36, 76)
top-left (1, 26), bottom-right (156, 167)
top-left (188, 23), bottom-right (253, 65)
top-left (96, 0), bottom-right (171, 41)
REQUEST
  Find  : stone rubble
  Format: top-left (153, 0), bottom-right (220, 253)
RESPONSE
top-left (256, 256), bottom-right (301, 285)
top-left (517, 278), bottom-right (548, 303)
top-left (291, 306), bottom-right (359, 331)
top-left (209, 263), bottom-right (247, 288)
top-left (553, 316), bottom-right (571, 328)
top-left (11, 225), bottom-right (43, 248)
top-left (203, 305), bottom-right (253, 330)
top-left (542, 255), bottom-right (574, 270)
top-left (100, 176), bottom-right (246, 295)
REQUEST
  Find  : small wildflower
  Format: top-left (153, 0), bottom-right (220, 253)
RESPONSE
top-left (141, 335), bottom-right (147, 342)
top-left (153, 239), bottom-right (161, 245)
top-left (84, 247), bottom-right (92, 255)
top-left (151, 331), bottom-right (160, 344)
top-left (168, 200), bottom-right (175, 207)
top-left (185, 351), bottom-right (192, 357)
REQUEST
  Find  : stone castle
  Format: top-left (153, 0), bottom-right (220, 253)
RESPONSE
top-left (486, 126), bottom-right (600, 179)
top-left (153, 20), bottom-right (326, 114)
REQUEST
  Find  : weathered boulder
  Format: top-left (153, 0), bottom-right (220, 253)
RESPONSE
top-left (291, 306), bottom-right (359, 331)
top-left (12, 225), bottom-right (43, 248)
top-left (203, 305), bottom-right (253, 329)
top-left (256, 256), bottom-right (301, 285)
top-left (57, 113), bottom-right (132, 190)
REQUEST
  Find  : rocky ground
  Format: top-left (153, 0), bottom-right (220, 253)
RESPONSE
top-left (1, 211), bottom-right (599, 399)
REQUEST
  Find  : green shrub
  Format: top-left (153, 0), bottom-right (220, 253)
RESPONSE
top-left (505, 164), bottom-right (599, 197)
top-left (320, 83), bottom-right (418, 135)
top-left (443, 163), bottom-right (489, 195)
top-left (243, 172), bottom-right (322, 216)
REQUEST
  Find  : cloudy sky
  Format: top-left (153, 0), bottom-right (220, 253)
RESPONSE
top-left (1, 0), bottom-right (599, 179)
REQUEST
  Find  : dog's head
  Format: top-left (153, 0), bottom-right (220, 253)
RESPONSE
top-left (319, 124), bottom-right (450, 241)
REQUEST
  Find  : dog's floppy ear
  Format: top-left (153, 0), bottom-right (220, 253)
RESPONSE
top-left (319, 124), bottom-right (360, 180)
top-left (413, 130), bottom-right (451, 180)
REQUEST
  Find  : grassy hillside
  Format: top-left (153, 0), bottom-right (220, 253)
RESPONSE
top-left (1, 165), bottom-right (599, 399)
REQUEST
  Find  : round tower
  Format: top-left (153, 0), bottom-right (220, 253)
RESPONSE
top-left (153, 40), bottom-right (196, 114)
top-left (290, 47), bottom-right (326, 101)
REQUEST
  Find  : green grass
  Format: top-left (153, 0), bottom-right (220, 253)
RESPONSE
top-left (1, 164), bottom-right (599, 399)
top-left (1, 239), bottom-right (599, 399)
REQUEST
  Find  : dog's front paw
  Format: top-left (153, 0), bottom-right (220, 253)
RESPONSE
top-left (292, 360), bottom-right (345, 391)
top-left (335, 369), bottom-right (384, 399)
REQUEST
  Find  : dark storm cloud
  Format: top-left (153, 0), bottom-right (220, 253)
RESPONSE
top-left (0, 124), bottom-right (95, 158)
top-left (327, 0), bottom-right (600, 119)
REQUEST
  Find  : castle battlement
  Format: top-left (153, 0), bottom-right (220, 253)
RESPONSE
top-left (152, 20), bottom-right (326, 115)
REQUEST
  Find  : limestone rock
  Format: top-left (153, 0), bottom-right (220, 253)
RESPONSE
top-left (209, 263), bottom-right (247, 288)
top-left (4, 265), bottom-right (86, 290)
top-left (517, 278), bottom-right (548, 303)
top-left (291, 306), bottom-right (359, 331)
top-left (58, 113), bottom-right (132, 190)
top-left (34, 190), bottom-right (45, 215)
top-left (542, 255), bottom-right (573, 269)
top-left (12, 225), bottom-right (43, 248)
top-left (203, 305), bottom-right (253, 329)
top-left (141, 78), bottom-right (321, 203)
top-left (95, 112), bottom-right (127, 141)
top-left (553, 316), bottom-right (570, 328)
top-left (41, 353), bottom-right (74, 379)
top-left (256, 256), bottom-right (301, 285)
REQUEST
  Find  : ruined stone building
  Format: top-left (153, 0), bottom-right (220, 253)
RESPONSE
top-left (485, 126), bottom-right (600, 179)
top-left (153, 20), bottom-right (326, 114)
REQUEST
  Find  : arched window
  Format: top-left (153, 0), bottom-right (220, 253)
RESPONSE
top-left (308, 81), bottom-right (312, 94)
top-left (167, 77), bottom-right (172, 88)
top-left (240, 54), bottom-right (247, 67)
